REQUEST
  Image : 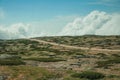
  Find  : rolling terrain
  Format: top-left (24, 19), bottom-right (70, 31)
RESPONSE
top-left (0, 35), bottom-right (120, 80)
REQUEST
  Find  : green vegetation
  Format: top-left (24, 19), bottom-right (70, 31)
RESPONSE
top-left (0, 36), bottom-right (120, 80)
top-left (24, 57), bottom-right (66, 62)
top-left (0, 66), bottom-right (59, 80)
top-left (0, 54), bottom-right (25, 65)
top-left (16, 39), bottom-right (39, 45)
top-left (111, 54), bottom-right (120, 57)
top-left (71, 71), bottom-right (105, 80)
top-left (38, 35), bottom-right (120, 49)
top-left (96, 57), bottom-right (120, 68)
top-left (0, 59), bottom-right (25, 65)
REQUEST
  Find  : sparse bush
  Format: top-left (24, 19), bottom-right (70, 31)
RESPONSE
top-left (17, 39), bottom-right (39, 45)
top-left (97, 53), bottom-right (107, 57)
top-left (108, 58), bottom-right (120, 63)
top-left (96, 60), bottom-right (112, 68)
top-left (24, 57), bottom-right (66, 62)
top-left (96, 58), bottom-right (120, 68)
top-left (0, 59), bottom-right (25, 65)
top-left (71, 71), bottom-right (105, 80)
top-left (107, 74), bottom-right (120, 78)
top-left (111, 54), bottom-right (120, 57)
top-left (0, 66), bottom-right (56, 80)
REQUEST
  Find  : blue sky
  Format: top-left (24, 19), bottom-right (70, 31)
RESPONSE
top-left (0, 0), bottom-right (120, 24)
top-left (0, 0), bottom-right (120, 39)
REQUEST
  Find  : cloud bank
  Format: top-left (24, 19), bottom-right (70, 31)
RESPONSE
top-left (0, 10), bottom-right (120, 39)
top-left (60, 10), bottom-right (120, 36)
top-left (0, 23), bottom-right (29, 39)
top-left (0, 23), bottom-right (52, 39)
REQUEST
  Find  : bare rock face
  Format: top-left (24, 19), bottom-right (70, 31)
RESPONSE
top-left (0, 54), bottom-right (21, 59)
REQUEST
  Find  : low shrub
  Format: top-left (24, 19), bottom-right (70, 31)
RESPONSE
top-left (96, 61), bottom-right (112, 68)
top-left (96, 58), bottom-right (120, 68)
top-left (111, 54), bottom-right (120, 57)
top-left (24, 57), bottom-right (66, 62)
top-left (71, 71), bottom-right (105, 80)
top-left (0, 59), bottom-right (25, 65)
top-left (0, 66), bottom-right (56, 80)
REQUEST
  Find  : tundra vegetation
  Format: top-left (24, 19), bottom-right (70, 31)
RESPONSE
top-left (0, 35), bottom-right (120, 80)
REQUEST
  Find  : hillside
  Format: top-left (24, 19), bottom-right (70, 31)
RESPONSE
top-left (0, 35), bottom-right (120, 80)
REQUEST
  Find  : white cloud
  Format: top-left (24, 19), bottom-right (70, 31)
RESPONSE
top-left (59, 10), bottom-right (120, 36)
top-left (96, 13), bottom-right (120, 35)
top-left (0, 23), bottom-right (54, 39)
top-left (0, 10), bottom-right (120, 39)
top-left (0, 23), bottom-right (29, 39)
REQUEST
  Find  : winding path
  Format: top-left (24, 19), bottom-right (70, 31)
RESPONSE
top-left (29, 39), bottom-right (120, 52)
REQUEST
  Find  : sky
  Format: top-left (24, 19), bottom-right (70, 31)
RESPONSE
top-left (0, 0), bottom-right (120, 39)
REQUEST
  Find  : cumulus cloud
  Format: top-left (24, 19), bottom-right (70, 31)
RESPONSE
top-left (59, 10), bottom-right (120, 36)
top-left (0, 23), bottom-right (52, 39)
top-left (0, 10), bottom-right (120, 39)
top-left (0, 23), bottom-right (29, 39)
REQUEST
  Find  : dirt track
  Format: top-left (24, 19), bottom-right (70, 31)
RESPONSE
top-left (29, 39), bottom-right (120, 52)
